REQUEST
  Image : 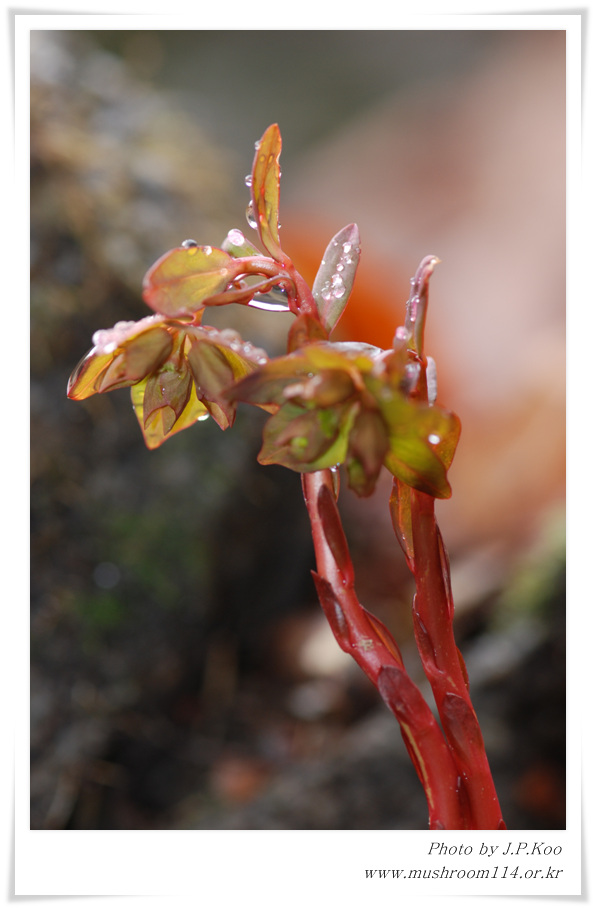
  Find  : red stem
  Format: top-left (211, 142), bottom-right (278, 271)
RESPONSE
top-left (408, 488), bottom-right (505, 829)
top-left (302, 469), bottom-right (466, 829)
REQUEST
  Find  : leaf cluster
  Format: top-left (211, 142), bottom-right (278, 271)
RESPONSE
top-left (68, 124), bottom-right (460, 496)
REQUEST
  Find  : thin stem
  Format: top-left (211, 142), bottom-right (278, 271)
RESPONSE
top-left (302, 469), bottom-right (466, 829)
top-left (408, 488), bottom-right (505, 829)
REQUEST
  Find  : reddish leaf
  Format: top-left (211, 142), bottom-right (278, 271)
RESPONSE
top-left (310, 571), bottom-right (351, 651)
top-left (250, 124), bottom-right (288, 264)
top-left (404, 254), bottom-right (440, 358)
top-left (316, 483), bottom-right (354, 587)
top-left (142, 366), bottom-right (193, 434)
top-left (345, 409), bottom-right (388, 497)
top-left (362, 609), bottom-right (404, 668)
top-left (312, 224), bottom-right (361, 334)
top-left (229, 354), bottom-right (313, 407)
top-left (389, 477), bottom-right (415, 568)
top-left (142, 245), bottom-right (241, 318)
top-left (67, 318), bottom-right (173, 400)
top-left (131, 377), bottom-right (209, 449)
top-left (287, 313), bottom-right (328, 352)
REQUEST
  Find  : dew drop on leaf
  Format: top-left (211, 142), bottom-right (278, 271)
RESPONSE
top-left (181, 239), bottom-right (198, 248)
top-left (244, 174), bottom-right (253, 187)
top-left (246, 202), bottom-right (258, 230)
top-left (330, 273), bottom-right (345, 299)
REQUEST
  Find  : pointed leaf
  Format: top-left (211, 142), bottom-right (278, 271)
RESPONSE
top-left (316, 483), bottom-right (354, 586)
top-left (362, 609), bottom-right (405, 668)
top-left (142, 245), bottom-right (241, 318)
top-left (404, 254), bottom-right (440, 358)
top-left (384, 432), bottom-right (452, 499)
top-left (311, 571), bottom-right (351, 651)
top-left (251, 124), bottom-right (287, 264)
top-left (389, 477), bottom-right (415, 568)
top-left (312, 224), bottom-right (361, 334)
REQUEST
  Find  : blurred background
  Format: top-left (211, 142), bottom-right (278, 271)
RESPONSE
top-left (30, 28), bottom-right (565, 830)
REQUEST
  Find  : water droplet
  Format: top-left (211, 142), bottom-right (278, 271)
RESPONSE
top-left (181, 239), bottom-right (198, 248)
top-left (409, 295), bottom-right (419, 321)
top-left (330, 464), bottom-right (340, 498)
top-left (203, 245), bottom-right (213, 256)
top-left (244, 174), bottom-right (253, 187)
top-left (321, 282), bottom-right (333, 303)
top-left (254, 140), bottom-right (260, 150)
top-left (103, 342), bottom-right (117, 354)
top-left (395, 326), bottom-right (408, 341)
top-left (226, 228), bottom-right (245, 246)
top-left (342, 242), bottom-right (352, 254)
top-left (197, 413), bottom-right (210, 422)
top-left (428, 433), bottom-right (441, 445)
top-left (330, 273), bottom-right (345, 298)
top-left (246, 202), bottom-right (258, 230)
top-left (249, 284), bottom-right (290, 312)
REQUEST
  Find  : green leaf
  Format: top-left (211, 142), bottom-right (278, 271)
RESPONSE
top-left (221, 228), bottom-right (261, 258)
top-left (142, 245), bottom-right (241, 318)
top-left (251, 124), bottom-right (287, 264)
top-left (312, 224), bottom-right (361, 334)
top-left (384, 432), bottom-right (452, 499)
top-left (366, 373), bottom-right (460, 498)
top-left (258, 401), bottom-right (358, 473)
